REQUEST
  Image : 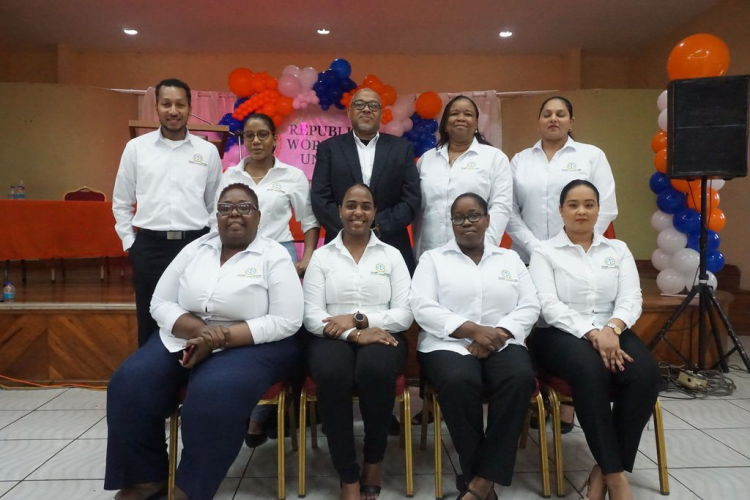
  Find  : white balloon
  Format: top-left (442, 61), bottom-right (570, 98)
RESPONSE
top-left (657, 227), bottom-right (688, 254)
top-left (282, 65), bottom-right (301, 77)
top-left (651, 248), bottom-right (673, 271)
top-left (657, 90), bottom-right (668, 112)
top-left (658, 108), bottom-right (668, 131)
top-left (657, 268), bottom-right (685, 294)
top-left (671, 248), bottom-right (700, 275)
top-left (709, 179), bottom-right (725, 190)
top-left (299, 67), bottom-right (319, 90)
top-left (685, 271), bottom-right (718, 291)
top-left (651, 211), bottom-right (674, 232)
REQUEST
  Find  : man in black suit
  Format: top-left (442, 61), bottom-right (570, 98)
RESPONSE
top-left (312, 88), bottom-right (421, 273)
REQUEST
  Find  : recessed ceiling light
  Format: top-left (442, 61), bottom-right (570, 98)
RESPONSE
top-left (317, 28), bottom-right (330, 35)
top-left (123, 28), bottom-right (138, 35)
top-left (499, 31), bottom-right (513, 38)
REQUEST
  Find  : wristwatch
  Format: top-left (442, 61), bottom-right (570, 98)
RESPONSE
top-left (354, 312), bottom-right (366, 330)
top-left (606, 322), bottom-right (622, 335)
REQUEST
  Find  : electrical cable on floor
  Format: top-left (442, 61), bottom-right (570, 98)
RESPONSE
top-left (658, 361), bottom-right (736, 399)
top-left (0, 374), bottom-right (106, 390)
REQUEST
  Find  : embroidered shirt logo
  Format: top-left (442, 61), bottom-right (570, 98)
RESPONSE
top-left (562, 162), bottom-right (581, 172)
top-left (189, 153), bottom-right (208, 167)
top-left (267, 182), bottom-right (285, 193)
top-left (461, 161), bottom-right (479, 171)
top-left (238, 266), bottom-right (262, 278)
top-left (371, 262), bottom-right (390, 277)
top-left (602, 257), bottom-right (618, 270)
top-left (498, 269), bottom-right (519, 282)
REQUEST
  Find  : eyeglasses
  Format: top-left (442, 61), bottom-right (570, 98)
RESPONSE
top-left (242, 130), bottom-right (271, 141)
top-left (217, 202), bottom-right (258, 216)
top-left (351, 100), bottom-right (382, 111)
top-left (450, 212), bottom-right (486, 226)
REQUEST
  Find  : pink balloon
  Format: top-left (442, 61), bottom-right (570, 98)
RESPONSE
top-left (278, 74), bottom-right (302, 98)
top-left (385, 120), bottom-right (404, 137)
top-left (299, 67), bottom-right (319, 90)
top-left (282, 65), bottom-right (301, 77)
top-left (392, 96), bottom-right (415, 120)
top-left (401, 117), bottom-right (413, 132)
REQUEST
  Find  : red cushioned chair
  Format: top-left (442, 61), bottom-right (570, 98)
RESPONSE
top-left (538, 373), bottom-right (668, 497)
top-left (57, 186), bottom-right (109, 281)
top-left (168, 381), bottom-right (297, 500)
top-left (420, 378), bottom-right (551, 499)
top-left (298, 374), bottom-right (413, 497)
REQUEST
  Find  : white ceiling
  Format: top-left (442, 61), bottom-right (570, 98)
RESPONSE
top-left (0, 0), bottom-right (721, 56)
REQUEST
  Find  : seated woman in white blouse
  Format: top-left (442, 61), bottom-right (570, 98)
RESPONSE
top-left (303, 183), bottom-right (413, 500)
top-left (412, 95), bottom-right (512, 262)
top-left (528, 180), bottom-right (659, 500)
top-left (105, 183), bottom-right (303, 500)
top-left (411, 193), bottom-right (539, 500)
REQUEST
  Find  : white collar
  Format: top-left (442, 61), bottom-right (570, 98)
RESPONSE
top-left (155, 127), bottom-right (192, 146)
top-left (201, 231), bottom-right (267, 255)
top-left (332, 229), bottom-right (383, 252)
top-left (552, 228), bottom-right (607, 249)
top-left (532, 136), bottom-right (577, 153)
top-left (353, 131), bottom-right (380, 147)
top-left (438, 137), bottom-right (481, 161)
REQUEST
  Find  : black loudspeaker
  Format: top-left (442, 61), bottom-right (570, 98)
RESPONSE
top-left (667, 75), bottom-right (750, 179)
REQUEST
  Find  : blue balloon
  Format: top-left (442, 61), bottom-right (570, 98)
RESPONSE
top-left (425, 119), bottom-right (439, 134)
top-left (226, 117), bottom-right (243, 134)
top-left (707, 251), bottom-right (725, 273)
top-left (649, 172), bottom-right (670, 194)
top-left (233, 98), bottom-right (248, 110)
top-left (688, 230), bottom-right (720, 253)
top-left (673, 208), bottom-right (701, 234)
top-left (218, 112), bottom-right (233, 125)
top-left (224, 135), bottom-right (237, 151)
top-left (333, 101), bottom-right (345, 110)
top-left (330, 58), bottom-right (352, 79)
top-left (343, 78), bottom-right (357, 92)
top-left (410, 113), bottom-right (422, 125)
top-left (656, 188), bottom-right (686, 215)
top-left (424, 135), bottom-right (437, 148)
top-left (322, 70), bottom-right (338, 85)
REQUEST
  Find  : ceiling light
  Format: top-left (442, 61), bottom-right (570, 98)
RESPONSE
top-left (317, 28), bottom-right (330, 35)
top-left (499, 31), bottom-right (513, 38)
top-left (123, 28), bottom-right (138, 35)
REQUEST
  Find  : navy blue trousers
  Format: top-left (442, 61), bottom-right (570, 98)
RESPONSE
top-left (104, 332), bottom-right (299, 499)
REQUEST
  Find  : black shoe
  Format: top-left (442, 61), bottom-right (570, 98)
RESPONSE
top-left (388, 414), bottom-right (400, 436)
top-left (244, 430), bottom-right (268, 448)
top-left (529, 414), bottom-right (574, 434)
top-left (410, 410), bottom-right (434, 426)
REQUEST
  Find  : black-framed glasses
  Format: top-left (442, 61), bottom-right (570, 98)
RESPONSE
top-left (450, 212), bottom-right (486, 226)
top-left (242, 130), bottom-right (271, 141)
top-left (352, 100), bottom-right (382, 111)
top-left (217, 202), bottom-right (258, 216)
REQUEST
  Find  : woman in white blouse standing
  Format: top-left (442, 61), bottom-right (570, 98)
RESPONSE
top-left (412, 95), bottom-right (512, 262)
top-left (303, 184), bottom-right (413, 500)
top-left (105, 183), bottom-right (303, 500)
top-left (507, 96), bottom-right (617, 265)
top-left (411, 193), bottom-right (539, 500)
top-left (214, 113), bottom-right (320, 275)
top-left (528, 180), bottom-right (659, 500)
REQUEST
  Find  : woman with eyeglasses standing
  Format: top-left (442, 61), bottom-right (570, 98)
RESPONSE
top-left (411, 193), bottom-right (539, 500)
top-left (105, 183), bottom-right (303, 500)
top-left (412, 95), bottom-right (512, 262)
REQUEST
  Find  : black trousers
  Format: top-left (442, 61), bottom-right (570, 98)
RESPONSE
top-left (527, 327), bottom-right (660, 474)
top-left (419, 345), bottom-right (536, 486)
top-left (129, 229), bottom-right (208, 347)
top-left (307, 332), bottom-right (407, 483)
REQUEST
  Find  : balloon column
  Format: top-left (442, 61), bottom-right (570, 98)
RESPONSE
top-left (220, 58), bottom-right (443, 160)
top-left (650, 34), bottom-right (730, 295)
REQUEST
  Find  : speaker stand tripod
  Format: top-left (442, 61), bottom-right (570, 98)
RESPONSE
top-left (648, 176), bottom-right (750, 373)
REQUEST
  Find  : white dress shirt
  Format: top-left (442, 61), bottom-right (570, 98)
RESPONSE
top-left (112, 128), bottom-right (223, 251)
top-left (412, 139), bottom-right (512, 261)
top-left (410, 239), bottom-right (540, 355)
top-left (353, 132), bottom-right (380, 186)
top-left (507, 137), bottom-right (618, 263)
top-left (211, 158), bottom-right (319, 242)
top-left (528, 229), bottom-right (642, 338)
top-left (303, 230), bottom-right (413, 340)
top-left (150, 232), bottom-right (303, 352)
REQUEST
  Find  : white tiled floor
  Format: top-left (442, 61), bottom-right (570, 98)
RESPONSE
top-left (2, 355), bottom-right (750, 499)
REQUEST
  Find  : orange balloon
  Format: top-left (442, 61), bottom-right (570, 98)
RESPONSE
top-left (651, 130), bottom-right (667, 153)
top-left (708, 208), bottom-right (726, 231)
top-left (265, 77), bottom-right (278, 90)
top-left (654, 149), bottom-right (667, 174)
top-left (262, 103), bottom-right (277, 116)
top-left (250, 76), bottom-right (266, 94)
top-left (272, 115), bottom-right (284, 128)
top-left (667, 33), bottom-right (730, 80)
top-left (670, 178), bottom-right (700, 193)
top-left (277, 96), bottom-right (293, 116)
top-left (362, 74), bottom-right (384, 92)
top-left (686, 187), bottom-right (720, 211)
top-left (380, 85), bottom-right (397, 107)
top-left (228, 67), bottom-right (254, 97)
top-left (415, 91), bottom-right (443, 119)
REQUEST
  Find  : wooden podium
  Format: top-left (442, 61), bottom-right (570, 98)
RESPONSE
top-left (128, 121), bottom-right (231, 158)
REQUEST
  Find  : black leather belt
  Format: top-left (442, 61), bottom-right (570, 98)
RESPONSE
top-left (139, 228), bottom-right (208, 240)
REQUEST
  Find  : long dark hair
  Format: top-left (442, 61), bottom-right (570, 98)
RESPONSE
top-left (437, 95), bottom-right (492, 149)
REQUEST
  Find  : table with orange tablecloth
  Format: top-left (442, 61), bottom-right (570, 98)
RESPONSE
top-left (0, 200), bottom-right (127, 260)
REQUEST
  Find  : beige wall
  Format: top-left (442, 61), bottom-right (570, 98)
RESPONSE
top-left (0, 83), bottom-right (138, 200)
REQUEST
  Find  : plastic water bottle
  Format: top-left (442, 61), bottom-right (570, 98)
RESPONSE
top-left (16, 180), bottom-right (25, 199)
top-left (3, 282), bottom-right (15, 303)
top-left (8, 185), bottom-right (16, 199)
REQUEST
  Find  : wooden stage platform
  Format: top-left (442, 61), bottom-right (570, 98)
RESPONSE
top-left (0, 259), bottom-right (737, 385)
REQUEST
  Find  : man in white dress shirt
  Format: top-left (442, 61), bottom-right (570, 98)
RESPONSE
top-left (113, 78), bottom-right (223, 346)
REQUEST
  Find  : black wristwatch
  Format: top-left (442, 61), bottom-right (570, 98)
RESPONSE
top-left (354, 312), bottom-right (366, 330)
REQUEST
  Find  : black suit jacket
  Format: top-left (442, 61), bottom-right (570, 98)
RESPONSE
top-left (311, 131), bottom-right (421, 273)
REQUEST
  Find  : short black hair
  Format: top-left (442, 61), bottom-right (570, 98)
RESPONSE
top-left (218, 182), bottom-right (259, 207)
top-left (437, 95), bottom-right (492, 149)
top-left (539, 95), bottom-right (574, 139)
top-left (451, 192), bottom-right (488, 215)
top-left (155, 78), bottom-right (192, 107)
top-left (244, 113), bottom-right (276, 134)
top-left (559, 179), bottom-right (599, 206)
top-left (340, 183), bottom-right (376, 207)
